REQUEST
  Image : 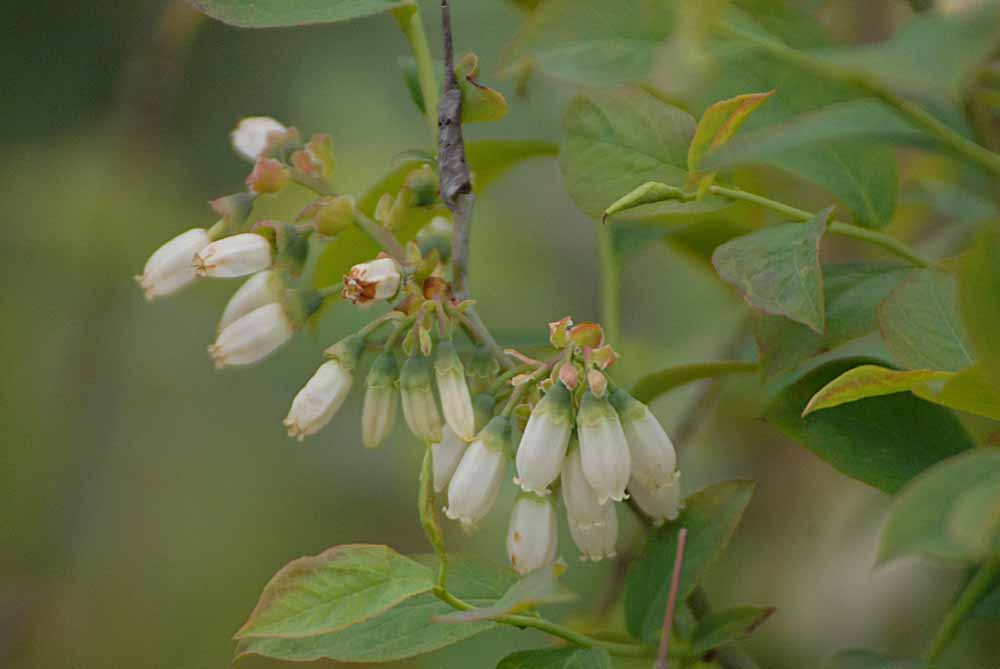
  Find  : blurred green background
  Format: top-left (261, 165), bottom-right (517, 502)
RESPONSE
top-left (2, 1), bottom-right (995, 667)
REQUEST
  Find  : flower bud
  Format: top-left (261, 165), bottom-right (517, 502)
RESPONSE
top-left (135, 228), bottom-right (211, 300)
top-left (283, 359), bottom-right (354, 441)
top-left (361, 353), bottom-right (398, 449)
top-left (400, 356), bottom-right (444, 443)
top-left (343, 257), bottom-right (401, 306)
top-left (246, 158), bottom-right (290, 195)
top-left (507, 492), bottom-right (558, 575)
top-left (218, 270), bottom-right (282, 332)
top-left (209, 302), bottom-right (294, 369)
top-left (431, 426), bottom-right (467, 492)
top-left (560, 439), bottom-right (607, 530)
top-left (445, 416), bottom-right (509, 528)
top-left (231, 116), bottom-right (287, 162)
top-left (434, 342), bottom-right (475, 440)
top-left (515, 382), bottom-right (572, 496)
top-left (610, 389), bottom-right (677, 491)
top-left (577, 391), bottom-right (631, 504)
top-left (194, 233), bottom-right (273, 278)
top-left (568, 502), bottom-right (618, 561)
top-left (628, 472), bottom-right (683, 526)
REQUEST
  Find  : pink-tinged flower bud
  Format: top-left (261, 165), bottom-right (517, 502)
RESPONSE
top-left (568, 502), bottom-right (618, 561)
top-left (577, 391), bottom-right (631, 504)
top-left (343, 257), bottom-right (401, 306)
top-left (507, 492), bottom-right (558, 575)
top-left (610, 389), bottom-right (677, 491)
top-left (135, 228), bottom-right (211, 300)
top-left (361, 353), bottom-right (398, 449)
top-left (400, 356), bottom-right (444, 443)
top-left (445, 416), bottom-right (509, 528)
top-left (218, 270), bottom-right (282, 332)
top-left (283, 335), bottom-right (363, 440)
top-left (431, 426), bottom-right (467, 492)
top-left (231, 116), bottom-right (287, 162)
top-left (208, 302), bottom-right (294, 369)
top-left (194, 233), bottom-right (273, 278)
top-left (560, 439), bottom-right (607, 530)
top-left (434, 342), bottom-right (475, 440)
top-left (628, 472), bottom-right (683, 526)
top-left (246, 158), bottom-right (290, 194)
top-left (515, 382), bottom-right (572, 496)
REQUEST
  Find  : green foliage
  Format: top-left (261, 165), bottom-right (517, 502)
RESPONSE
top-left (765, 359), bottom-right (973, 494)
top-left (880, 449), bottom-right (1000, 564)
top-left (687, 90), bottom-right (773, 193)
top-left (496, 647), bottom-right (611, 669)
top-left (689, 606), bottom-right (774, 656)
top-left (234, 544), bottom-right (435, 639)
top-left (631, 361), bottom-right (757, 404)
top-left (435, 563), bottom-right (577, 623)
top-left (235, 556), bottom-right (518, 663)
top-left (960, 226), bottom-right (1000, 386)
top-left (877, 269), bottom-right (974, 372)
top-left (624, 480), bottom-right (755, 644)
top-left (712, 207), bottom-right (830, 332)
top-left (824, 649), bottom-right (930, 669)
top-left (188, 0), bottom-right (410, 28)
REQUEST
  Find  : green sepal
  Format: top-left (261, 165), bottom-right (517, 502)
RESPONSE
top-left (472, 393), bottom-right (496, 433)
top-left (366, 352), bottom-right (399, 390)
top-left (479, 415), bottom-right (512, 457)
top-left (433, 341), bottom-right (465, 378)
top-left (400, 355), bottom-right (435, 392)
top-left (536, 381), bottom-right (573, 425)
top-left (577, 390), bottom-right (616, 428)
top-left (324, 334), bottom-right (365, 371)
top-left (608, 388), bottom-right (645, 424)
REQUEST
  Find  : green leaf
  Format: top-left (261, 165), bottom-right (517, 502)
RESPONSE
top-left (313, 141), bottom-right (556, 289)
top-left (754, 263), bottom-right (910, 378)
top-left (802, 365), bottom-right (950, 416)
top-left (189, 0), bottom-right (410, 28)
top-left (949, 475), bottom-right (1000, 560)
top-left (764, 358), bottom-right (973, 494)
top-left (234, 544), bottom-right (435, 639)
top-left (625, 480), bottom-right (755, 644)
top-left (690, 606), bottom-right (775, 656)
top-left (877, 269), bottom-right (975, 372)
top-left (712, 207), bottom-right (831, 333)
top-left (505, 0), bottom-right (678, 86)
top-left (688, 91), bottom-right (774, 192)
top-left (631, 361), bottom-right (757, 404)
top-left (435, 563), bottom-right (577, 624)
top-left (912, 365), bottom-right (1000, 421)
top-left (960, 226), bottom-right (1000, 387)
top-left (497, 647), bottom-right (612, 669)
top-left (560, 85), bottom-right (730, 220)
top-left (971, 581), bottom-right (1000, 619)
top-left (235, 556), bottom-right (518, 663)
top-left (824, 649), bottom-right (930, 669)
top-left (880, 449), bottom-right (1000, 564)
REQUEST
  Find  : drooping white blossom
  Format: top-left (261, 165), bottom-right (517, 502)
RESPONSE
top-left (342, 257), bottom-right (401, 306)
top-left (208, 302), bottom-right (294, 369)
top-left (218, 270), bottom-right (282, 332)
top-left (135, 228), bottom-right (211, 300)
top-left (577, 391), bottom-right (631, 504)
top-left (560, 440), bottom-right (608, 530)
top-left (434, 342), bottom-right (475, 440)
top-left (445, 416), bottom-right (508, 528)
top-left (194, 233), bottom-right (273, 279)
top-left (514, 381), bottom-right (573, 496)
top-left (400, 356), bottom-right (444, 443)
top-left (610, 389), bottom-right (677, 491)
top-left (431, 426), bottom-right (467, 492)
top-left (361, 353), bottom-right (398, 449)
top-left (507, 493), bottom-right (558, 575)
top-left (568, 502), bottom-right (618, 561)
top-left (628, 472), bottom-right (683, 526)
top-left (283, 359), bottom-right (354, 440)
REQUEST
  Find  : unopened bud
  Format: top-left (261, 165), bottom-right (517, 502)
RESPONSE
top-left (577, 391), bottom-right (631, 504)
top-left (628, 472), bottom-right (683, 526)
top-left (218, 270), bottom-right (282, 332)
top-left (246, 158), bottom-right (290, 194)
top-left (362, 353), bottom-right (399, 449)
top-left (135, 228), bottom-right (211, 300)
top-left (343, 257), bottom-right (401, 307)
top-left (445, 416), bottom-right (509, 528)
top-left (400, 356), bottom-right (444, 442)
top-left (209, 302), bottom-right (294, 369)
top-left (507, 493), bottom-right (558, 575)
top-left (560, 439), bottom-right (607, 530)
top-left (568, 502), bottom-right (618, 561)
top-left (514, 382), bottom-right (572, 496)
top-left (434, 342), bottom-right (475, 440)
top-left (610, 389), bottom-right (677, 491)
top-left (194, 233), bottom-right (273, 278)
top-left (299, 195), bottom-right (355, 237)
top-left (548, 316), bottom-right (573, 349)
top-left (417, 216), bottom-right (453, 263)
top-left (231, 116), bottom-right (287, 162)
top-left (283, 358), bottom-right (354, 441)
top-left (431, 426), bottom-right (466, 492)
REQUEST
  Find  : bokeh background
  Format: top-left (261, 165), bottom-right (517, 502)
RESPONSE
top-left (3, 1), bottom-right (996, 667)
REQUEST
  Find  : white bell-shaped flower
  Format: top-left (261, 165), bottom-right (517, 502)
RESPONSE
top-left (218, 270), bottom-right (282, 332)
top-left (434, 342), bottom-right (475, 440)
top-left (431, 426), bottom-right (467, 492)
top-left (400, 355), bottom-right (444, 443)
top-left (568, 502), bottom-right (618, 561)
top-left (515, 381), bottom-right (573, 496)
top-left (342, 257), bottom-right (401, 306)
top-left (361, 353), bottom-right (398, 449)
top-left (507, 493), bottom-right (558, 575)
top-left (445, 416), bottom-right (508, 528)
top-left (283, 359), bottom-right (354, 440)
top-left (194, 233), bottom-right (272, 279)
top-left (135, 228), bottom-right (211, 300)
top-left (231, 116), bottom-right (287, 162)
top-left (628, 472), bottom-right (683, 526)
top-left (610, 389), bottom-right (677, 490)
top-left (209, 302), bottom-right (294, 369)
top-left (577, 391), bottom-right (631, 504)
top-left (560, 440), bottom-right (607, 530)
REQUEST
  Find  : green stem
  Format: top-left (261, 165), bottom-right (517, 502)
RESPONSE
top-left (500, 365), bottom-right (549, 416)
top-left (709, 185), bottom-right (932, 267)
top-left (393, 3), bottom-right (440, 142)
top-left (597, 223), bottom-right (622, 346)
top-left (723, 22), bottom-right (1000, 176)
top-left (925, 556), bottom-right (1000, 662)
top-left (446, 304), bottom-right (517, 371)
top-left (353, 210), bottom-right (408, 264)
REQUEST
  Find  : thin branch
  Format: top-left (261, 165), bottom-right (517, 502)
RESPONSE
top-left (925, 556), bottom-right (1000, 662)
top-left (655, 527), bottom-right (688, 669)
